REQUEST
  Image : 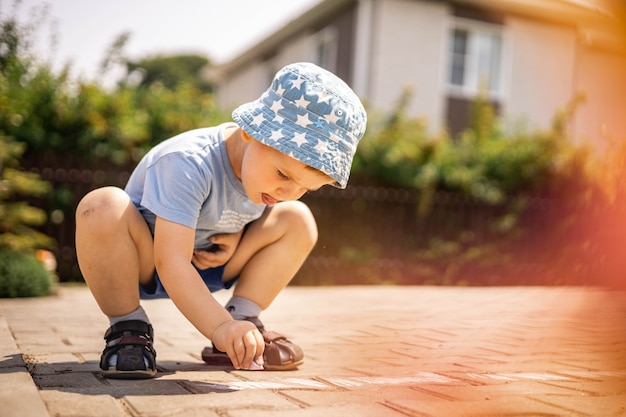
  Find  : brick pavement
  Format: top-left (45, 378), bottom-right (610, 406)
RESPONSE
top-left (1, 285), bottom-right (625, 417)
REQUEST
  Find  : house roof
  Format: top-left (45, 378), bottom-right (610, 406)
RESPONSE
top-left (214, 0), bottom-right (353, 77)
top-left (215, 0), bottom-right (624, 77)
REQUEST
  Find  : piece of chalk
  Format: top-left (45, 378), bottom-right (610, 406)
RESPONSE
top-left (246, 358), bottom-right (264, 371)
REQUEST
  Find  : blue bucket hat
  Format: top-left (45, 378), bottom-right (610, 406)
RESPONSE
top-left (232, 62), bottom-right (367, 189)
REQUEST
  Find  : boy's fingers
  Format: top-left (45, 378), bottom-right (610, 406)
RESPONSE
top-left (240, 330), bottom-right (261, 370)
top-left (193, 250), bottom-right (229, 268)
top-left (213, 320), bottom-right (261, 370)
top-left (254, 330), bottom-right (265, 365)
top-left (227, 338), bottom-right (249, 370)
top-left (230, 330), bottom-right (264, 370)
top-left (232, 339), bottom-right (247, 369)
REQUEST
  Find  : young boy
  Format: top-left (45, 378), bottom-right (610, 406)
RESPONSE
top-left (75, 62), bottom-right (367, 378)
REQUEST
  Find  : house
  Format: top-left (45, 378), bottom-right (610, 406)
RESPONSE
top-left (214, 0), bottom-right (626, 142)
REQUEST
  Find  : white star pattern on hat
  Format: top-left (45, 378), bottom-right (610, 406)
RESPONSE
top-left (291, 132), bottom-right (307, 147)
top-left (295, 96), bottom-right (309, 109)
top-left (270, 99), bottom-right (283, 114)
top-left (314, 139), bottom-right (329, 155)
top-left (232, 62), bottom-right (367, 189)
top-left (273, 113), bottom-right (284, 124)
top-left (325, 111), bottom-right (341, 125)
top-left (316, 91), bottom-right (332, 104)
top-left (269, 130), bottom-right (283, 142)
top-left (252, 113), bottom-right (265, 126)
top-left (295, 113), bottom-right (309, 127)
top-left (290, 77), bottom-right (305, 90)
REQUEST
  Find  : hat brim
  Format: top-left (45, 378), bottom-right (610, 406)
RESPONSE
top-left (232, 97), bottom-right (351, 189)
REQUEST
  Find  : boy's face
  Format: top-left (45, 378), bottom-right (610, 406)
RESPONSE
top-left (240, 133), bottom-right (335, 205)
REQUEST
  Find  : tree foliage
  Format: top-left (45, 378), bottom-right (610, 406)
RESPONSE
top-left (2, 1), bottom-right (623, 286)
top-left (124, 54), bottom-right (213, 92)
top-left (0, 2), bottom-right (226, 261)
top-left (0, 249), bottom-right (51, 297)
top-left (0, 3), bottom-right (227, 166)
top-left (0, 133), bottom-right (53, 252)
top-left (353, 90), bottom-right (594, 208)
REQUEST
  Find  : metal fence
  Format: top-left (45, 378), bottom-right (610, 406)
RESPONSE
top-left (23, 158), bottom-right (620, 286)
top-left (298, 185), bottom-right (557, 286)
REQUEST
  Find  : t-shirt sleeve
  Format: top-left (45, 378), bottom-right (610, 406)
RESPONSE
top-left (140, 152), bottom-right (210, 229)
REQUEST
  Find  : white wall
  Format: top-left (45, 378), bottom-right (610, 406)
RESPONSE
top-left (216, 65), bottom-right (268, 111)
top-left (217, 0), bottom-right (626, 144)
top-left (573, 44), bottom-right (626, 143)
top-left (504, 18), bottom-right (577, 131)
top-left (368, 0), bottom-right (448, 132)
top-left (216, 34), bottom-right (317, 112)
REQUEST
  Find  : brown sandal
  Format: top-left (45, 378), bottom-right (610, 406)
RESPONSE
top-left (260, 329), bottom-right (304, 371)
top-left (201, 317), bottom-right (304, 371)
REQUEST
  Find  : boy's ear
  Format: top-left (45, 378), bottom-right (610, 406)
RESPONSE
top-left (240, 129), bottom-right (254, 143)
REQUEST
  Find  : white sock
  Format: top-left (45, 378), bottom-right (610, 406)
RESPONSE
top-left (108, 306), bottom-right (150, 326)
top-left (107, 306), bottom-right (151, 368)
top-left (225, 296), bottom-right (262, 321)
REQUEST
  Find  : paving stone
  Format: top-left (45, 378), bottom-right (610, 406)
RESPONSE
top-left (226, 402), bottom-right (405, 417)
top-left (0, 316), bottom-right (49, 417)
top-left (39, 390), bottom-right (126, 417)
top-left (0, 317), bottom-right (25, 369)
top-left (124, 390), bottom-right (299, 415)
top-left (1, 285), bottom-right (625, 417)
top-left (34, 371), bottom-right (104, 388)
top-left (0, 370), bottom-right (50, 417)
top-left (23, 352), bottom-right (90, 375)
top-left (529, 392), bottom-right (626, 417)
top-left (384, 395), bottom-right (580, 417)
top-left (281, 385), bottom-right (427, 407)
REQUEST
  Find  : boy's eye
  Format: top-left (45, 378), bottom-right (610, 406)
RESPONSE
top-left (277, 170), bottom-right (289, 180)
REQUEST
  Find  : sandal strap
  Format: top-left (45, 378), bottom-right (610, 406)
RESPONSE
top-left (116, 335), bottom-right (152, 347)
top-left (263, 330), bottom-right (288, 343)
top-left (207, 317), bottom-right (303, 370)
top-left (104, 320), bottom-right (153, 342)
top-left (100, 320), bottom-right (157, 373)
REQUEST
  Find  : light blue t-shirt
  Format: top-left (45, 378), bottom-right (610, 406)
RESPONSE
top-left (125, 123), bottom-right (266, 250)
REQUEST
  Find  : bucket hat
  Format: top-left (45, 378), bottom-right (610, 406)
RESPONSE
top-left (232, 62), bottom-right (367, 189)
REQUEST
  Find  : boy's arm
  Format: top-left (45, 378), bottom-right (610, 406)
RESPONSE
top-left (153, 216), bottom-right (264, 370)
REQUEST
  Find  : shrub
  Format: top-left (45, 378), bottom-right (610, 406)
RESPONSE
top-left (0, 249), bottom-right (51, 297)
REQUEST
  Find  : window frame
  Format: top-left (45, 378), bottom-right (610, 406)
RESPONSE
top-left (314, 26), bottom-right (339, 73)
top-left (446, 18), bottom-right (505, 100)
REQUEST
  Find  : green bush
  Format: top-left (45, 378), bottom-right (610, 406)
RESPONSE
top-left (0, 7), bottom-right (227, 165)
top-left (0, 249), bottom-right (51, 297)
top-left (353, 92), bottom-right (576, 204)
top-left (0, 133), bottom-right (54, 252)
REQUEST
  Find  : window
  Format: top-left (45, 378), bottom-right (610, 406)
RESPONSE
top-left (446, 19), bottom-right (504, 137)
top-left (447, 21), bottom-right (503, 97)
top-left (315, 27), bottom-right (338, 72)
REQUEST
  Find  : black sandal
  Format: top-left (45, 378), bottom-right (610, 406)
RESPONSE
top-left (201, 317), bottom-right (304, 371)
top-left (99, 320), bottom-right (157, 379)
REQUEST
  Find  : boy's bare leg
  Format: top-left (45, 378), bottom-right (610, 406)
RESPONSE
top-left (75, 186), bottom-right (155, 317)
top-left (223, 200), bottom-right (318, 309)
top-left (208, 201), bottom-right (314, 370)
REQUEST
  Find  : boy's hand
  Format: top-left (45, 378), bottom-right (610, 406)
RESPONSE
top-left (192, 230), bottom-right (243, 269)
top-left (211, 319), bottom-right (264, 370)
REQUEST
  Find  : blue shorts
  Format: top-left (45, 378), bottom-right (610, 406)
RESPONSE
top-left (139, 264), bottom-right (237, 299)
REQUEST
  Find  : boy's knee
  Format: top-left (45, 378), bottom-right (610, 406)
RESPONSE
top-left (275, 201), bottom-right (318, 247)
top-left (76, 187), bottom-right (129, 229)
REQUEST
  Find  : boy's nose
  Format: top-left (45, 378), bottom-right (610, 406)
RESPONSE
top-left (277, 186), bottom-right (307, 201)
